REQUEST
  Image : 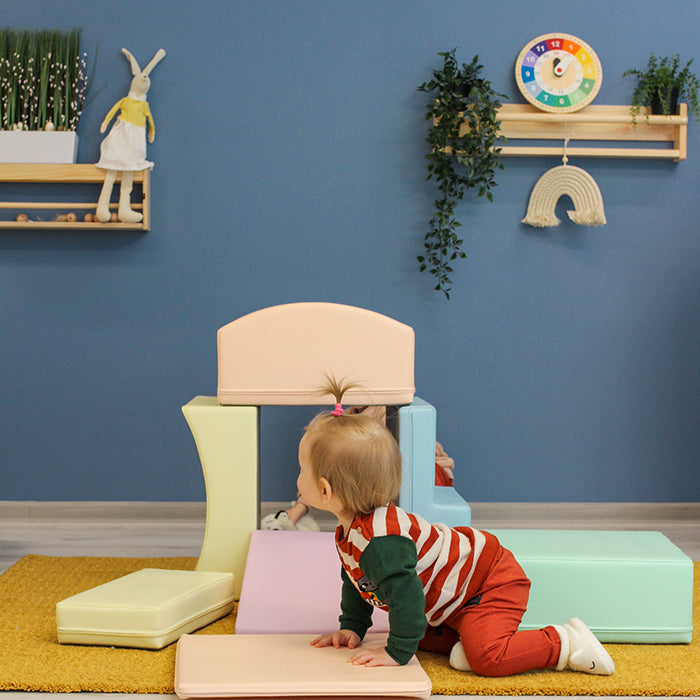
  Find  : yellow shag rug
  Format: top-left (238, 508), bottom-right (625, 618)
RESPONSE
top-left (0, 555), bottom-right (697, 695)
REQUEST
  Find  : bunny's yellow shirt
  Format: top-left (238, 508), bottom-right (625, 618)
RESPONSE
top-left (102, 97), bottom-right (155, 138)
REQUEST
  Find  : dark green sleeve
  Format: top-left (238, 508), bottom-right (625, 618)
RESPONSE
top-left (358, 535), bottom-right (428, 665)
top-left (339, 566), bottom-right (374, 640)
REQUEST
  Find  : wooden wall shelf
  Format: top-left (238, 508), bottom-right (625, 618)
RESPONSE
top-left (494, 103), bottom-right (688, 161)
top-left (0, 164), bottom-right (150, 230)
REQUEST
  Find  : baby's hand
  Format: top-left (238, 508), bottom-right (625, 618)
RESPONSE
top-left (311, 629), bottom-right (361, 650)
top-left (348, 646), bottom-right (400, 667)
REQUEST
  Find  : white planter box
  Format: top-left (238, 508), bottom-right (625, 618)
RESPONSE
top-left (0, 131), bottom-right (78, 163)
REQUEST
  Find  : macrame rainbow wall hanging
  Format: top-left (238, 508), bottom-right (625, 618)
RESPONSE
top-left (521, 163), bottom-right (607, 228)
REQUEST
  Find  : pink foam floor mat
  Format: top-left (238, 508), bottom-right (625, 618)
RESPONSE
top-left (235, 530), bottom-right (389, 635)
top-left (174, 632), bottom-right (431, 699)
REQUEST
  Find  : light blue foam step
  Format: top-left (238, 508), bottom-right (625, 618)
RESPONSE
top-left (397, 398), bottom-right (471, 527)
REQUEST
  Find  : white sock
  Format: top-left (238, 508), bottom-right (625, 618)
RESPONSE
top-left (554, 624), bottom-right (570, 671)
top-left (555, 618), bottom-right (614, 675)
top-left (448, 641), bottom-right (471, 672)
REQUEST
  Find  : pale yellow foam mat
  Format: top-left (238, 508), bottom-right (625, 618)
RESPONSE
top-left (174, 632), bottom-right (432, 699)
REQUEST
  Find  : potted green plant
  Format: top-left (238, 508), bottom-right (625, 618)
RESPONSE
top-left (417, 49), bottom-right (507, 299)
top-left (0, 27), bottom-right (98, 162)
top-left (623, 53), bottom-right (700, 124)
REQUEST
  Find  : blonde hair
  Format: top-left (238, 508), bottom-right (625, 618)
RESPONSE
top-left (303, 376), bottom-right (402, 515)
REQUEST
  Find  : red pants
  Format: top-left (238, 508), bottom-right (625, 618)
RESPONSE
top-left (418, 546), bottom-right (561, 677)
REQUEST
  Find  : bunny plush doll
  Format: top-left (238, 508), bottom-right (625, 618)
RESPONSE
top-left (95, 48), bottom-right (166, 223)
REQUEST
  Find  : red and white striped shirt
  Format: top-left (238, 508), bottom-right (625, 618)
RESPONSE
top-left (335, 503), bottom-right (499, 625)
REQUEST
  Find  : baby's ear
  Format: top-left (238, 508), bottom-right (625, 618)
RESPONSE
top-left (318, 477), bottom-right (333, 503)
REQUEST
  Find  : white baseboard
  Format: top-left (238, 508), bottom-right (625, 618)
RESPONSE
top-left (2, 500), bottom-right (698, 530)
top-left (0, 501), bottom-right (207, 521)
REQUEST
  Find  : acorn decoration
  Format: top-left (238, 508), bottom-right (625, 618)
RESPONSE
top-left (55, 212), bottom-right (78, 222)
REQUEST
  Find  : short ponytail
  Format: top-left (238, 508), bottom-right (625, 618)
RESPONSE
top-left (303, 375), bottom-right (402, 514)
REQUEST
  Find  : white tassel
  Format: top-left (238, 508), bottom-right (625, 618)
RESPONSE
top-left (522, 165), bottom-right (606, 228)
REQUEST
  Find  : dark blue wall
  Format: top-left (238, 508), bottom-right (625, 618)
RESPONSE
top-left (2, 0), bottom-right (698, 503)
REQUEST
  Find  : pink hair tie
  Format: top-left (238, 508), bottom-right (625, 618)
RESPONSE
top-left (332, 403), bottom-right (344, 416)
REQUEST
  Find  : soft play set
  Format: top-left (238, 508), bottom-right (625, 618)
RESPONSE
top-left (54, 302), bottom-right (693, 698)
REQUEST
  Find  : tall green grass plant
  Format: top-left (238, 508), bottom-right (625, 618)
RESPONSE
top-left (0, 28), bottom-right (95, 131)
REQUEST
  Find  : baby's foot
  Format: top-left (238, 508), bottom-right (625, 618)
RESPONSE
top-left (556, 618), bottom-right (614, 675)
top-left (448, 642), bottom-right (471, 672)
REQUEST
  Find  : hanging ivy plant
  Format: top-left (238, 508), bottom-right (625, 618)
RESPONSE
top-left (417, 49), bottom-right (507, 298)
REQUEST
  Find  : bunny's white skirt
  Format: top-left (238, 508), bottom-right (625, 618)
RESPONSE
top-left (96, 118), bottom-right (154, 171)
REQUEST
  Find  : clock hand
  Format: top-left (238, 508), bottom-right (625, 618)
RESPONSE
top-left (553, 54), bottom-right (574, 77)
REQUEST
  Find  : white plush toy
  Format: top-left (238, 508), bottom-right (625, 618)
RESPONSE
top-left (95, 48), bottom-right (166, 223)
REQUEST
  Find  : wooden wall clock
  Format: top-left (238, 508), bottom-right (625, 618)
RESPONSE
top-left (515, 33), bottom-right (602, 113)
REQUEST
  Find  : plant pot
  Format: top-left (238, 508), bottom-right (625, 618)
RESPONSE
top-left (0, 131), bottom-right (78, 163)
top-left (453, 81), bottom-right (474, 111)
top-left (650, 87), bottom-right (680, 116)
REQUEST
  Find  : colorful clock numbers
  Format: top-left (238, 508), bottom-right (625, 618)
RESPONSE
top-left (515, 33), bottom-right (602, 113)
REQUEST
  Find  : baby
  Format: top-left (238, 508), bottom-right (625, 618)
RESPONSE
top-left (299, 377), bottom-right (614, 677)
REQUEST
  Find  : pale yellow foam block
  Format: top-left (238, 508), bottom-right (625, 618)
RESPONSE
top-left (174, 633), bottom-right (432, 699)
top-left (56, 568), bottom-right (235, 649)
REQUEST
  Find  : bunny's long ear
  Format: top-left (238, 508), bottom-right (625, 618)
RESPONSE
top-left (142, 49), bottom-right (166, 76)
top-left (121, 48), bottom-right (141, 75)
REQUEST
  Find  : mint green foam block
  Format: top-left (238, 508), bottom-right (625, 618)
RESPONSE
top-left (491, 529), bottom-right (693, 643)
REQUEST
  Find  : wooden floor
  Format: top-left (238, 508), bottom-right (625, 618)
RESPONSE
top-left (1, 501), bottom-right (698, 700)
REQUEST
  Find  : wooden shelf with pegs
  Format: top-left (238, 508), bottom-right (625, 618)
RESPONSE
top-left (0, 164), bottom-right (150, 230)
top-left (493, 103), bottom-right (688, 161)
